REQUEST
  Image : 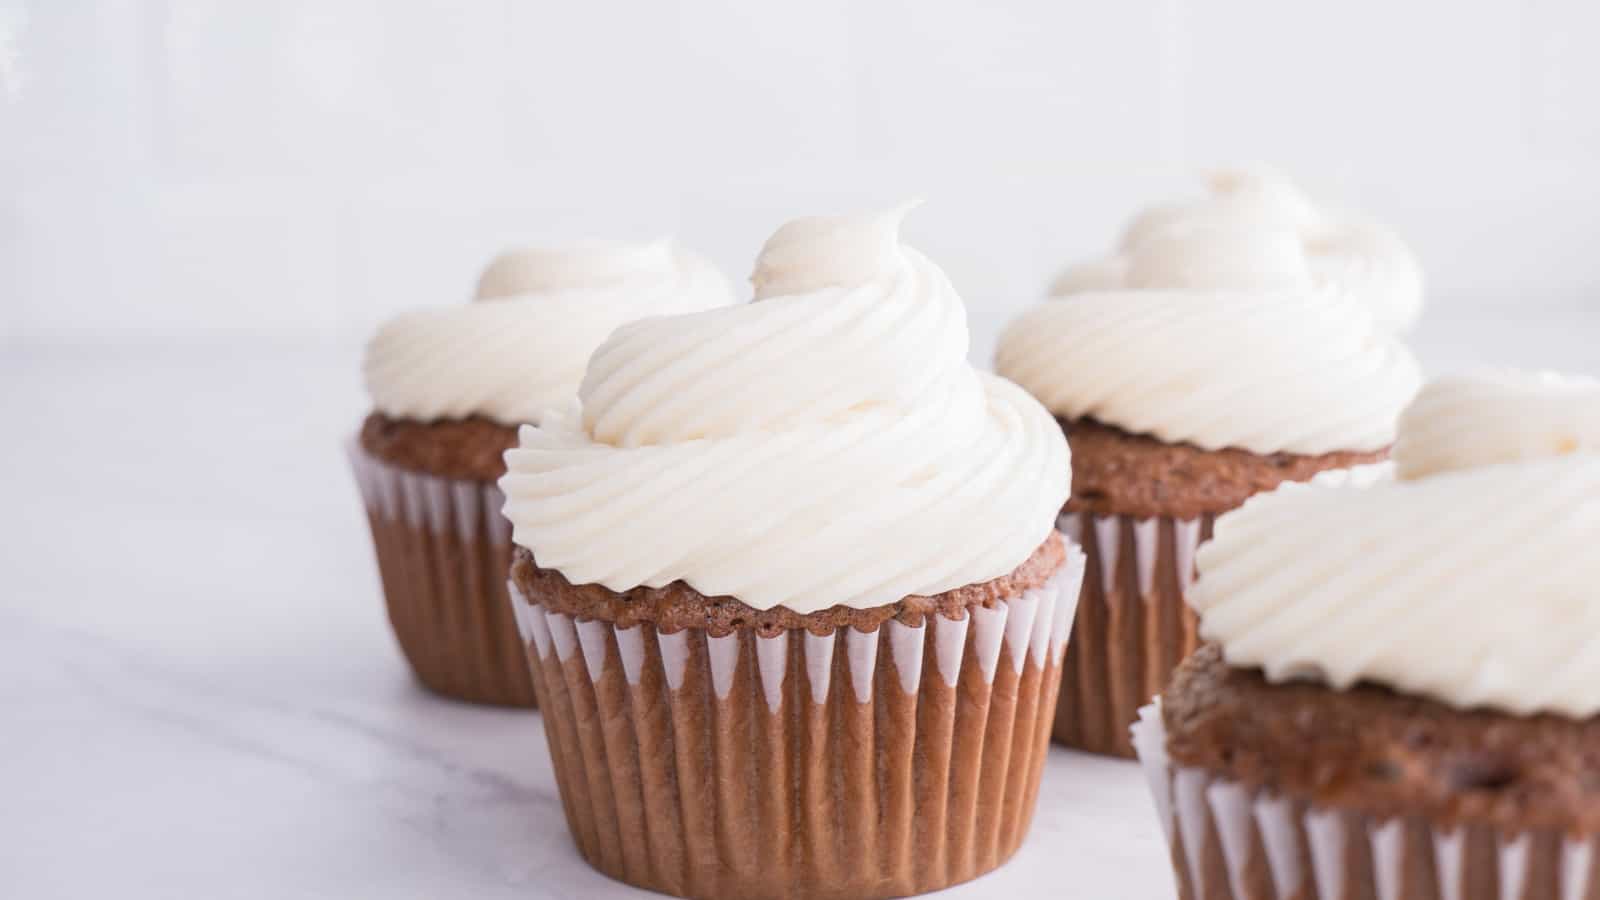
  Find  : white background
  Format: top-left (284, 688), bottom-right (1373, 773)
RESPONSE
top-left (2, 3), bottom-right (1598, 899)
top-left (3, 0), bottom-right (1599, 356)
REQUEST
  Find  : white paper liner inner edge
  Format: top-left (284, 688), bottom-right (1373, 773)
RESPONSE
top-left (508, 536), bottom-right (1086, 706)
top-left (348, 439), bottom-right (510, 544)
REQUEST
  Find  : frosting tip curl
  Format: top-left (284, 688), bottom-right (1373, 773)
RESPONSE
top-left (751, 200), bottom-right (922, 301)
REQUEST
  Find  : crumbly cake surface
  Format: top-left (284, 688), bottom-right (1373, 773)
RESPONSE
top-left (1063, 418), bottom-right (1389, 519)
top-left (510, 532), bottom-right (1067, 638)
top-left (1164, 645), bottom-right (1600, 833)
top-left (359, 412), bottom-right (519, 482)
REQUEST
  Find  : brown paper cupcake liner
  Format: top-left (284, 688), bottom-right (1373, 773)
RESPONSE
top-left (508, 546), bottom-right (1085, 900)
top-left (1132, 703), bottom-right (1600, 900)
top-left (1051, 510), bottom-right (1210, 758)
top-left (348, 441), bottom-right (535, 707)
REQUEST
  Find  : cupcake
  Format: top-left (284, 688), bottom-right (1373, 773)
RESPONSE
top-left (350, 240), bottom-right (733, 706)
top-left (1135, 369), bottom-right (1600, 900)
top-left (501, 206), bottom-right (1084, 898)
top-left (995, 174), bottom-right (1422, 757)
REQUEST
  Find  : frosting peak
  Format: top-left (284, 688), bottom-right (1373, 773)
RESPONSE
top-left (502, 206), bottom-right (1072, 613)
top-left (1051, 169), bottom-right (1425, 334)
top-left (750, 204), bottom-right (913, 300)
top-left (998, 170), bottom-right (1423, 455)
top-left (1191, 369), bottom-right (1600, 718)
top-left (364, 240), bottom-right (734, 427)
top-left (1123, 226), bottom-right (1313, 292)
top-left (1120, 169), bottom-right (1322, 252)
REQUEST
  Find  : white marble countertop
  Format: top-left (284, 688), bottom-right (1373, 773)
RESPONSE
top-left (2, 312), bottom-right (1589, 899)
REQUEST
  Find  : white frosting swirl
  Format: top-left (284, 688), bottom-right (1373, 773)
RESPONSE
top-left (363, 240), bottom-right (734, 426)
top-left (500, 207), bottom-right (1071, 613)
top-left (996, 223), bottom-right (1422, 455)
top-left (1395, 369), bottom-right (1600, 480)
top-left (1049, 170), bottom-right (1425, 333)
top-left (1192, 370), bottom-right (1600, 718)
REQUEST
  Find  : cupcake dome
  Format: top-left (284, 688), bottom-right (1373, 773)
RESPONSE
top-left (363, 239), bottom-right (734, 427)
top-left (502, 206), bottom-right (1071, 613)
top-left (1049, 169), bottom-right (1426, 333)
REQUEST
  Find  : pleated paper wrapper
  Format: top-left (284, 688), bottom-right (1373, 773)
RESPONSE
top-left (1052, 511), bottom-right (1210, 758)
top-left (1132, 703), bottom-right (1600, 900)
top-left (509, 546), bottom-right (1085, 900)
top-left (348, 442), bottom-right (536, 707)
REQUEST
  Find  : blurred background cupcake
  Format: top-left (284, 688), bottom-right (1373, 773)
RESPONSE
top-left (995, 172), bottom-right (1423, 757)
top-left (350, 240), bottom-right (733, 706)
top-left (500, 206), bottom-right (1083, 898)
top-left (1136, 368), bottom-right (1600, 900)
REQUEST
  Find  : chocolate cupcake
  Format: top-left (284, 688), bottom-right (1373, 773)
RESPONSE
top-left (350, 240), bottom-right (733, 706)
top-left (996, 172), bottom-right (1422, 757)
top-left (500, 206), bottom-right (1084, 898)
top-left (1135, 369), bottom-right (1600, 899)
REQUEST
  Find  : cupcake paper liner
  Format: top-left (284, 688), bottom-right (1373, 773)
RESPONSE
top-left (348, 441), bottom-right (536, 707)
top-left (509, 545), bottom-right (1086, 900)
top-left (1052, 511), bottom-right (1210, 758)
top-left (1133, 703), bottom-right (1600, 900)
